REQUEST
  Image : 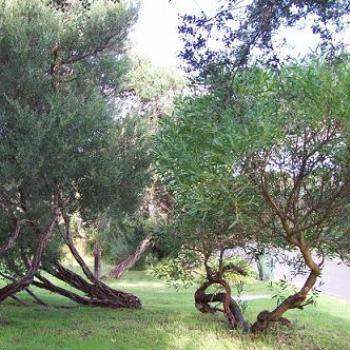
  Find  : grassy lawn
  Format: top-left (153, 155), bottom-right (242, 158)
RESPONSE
top-left (0, 271), bottom-right (349, 350)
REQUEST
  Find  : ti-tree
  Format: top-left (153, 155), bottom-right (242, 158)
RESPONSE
top-left (0, 0), bottom-right (149, 309)
top-left (156, 57), bottom-right (350, 331)
top-left (179, 0), bottom-right (350, 78)
top-left (102, 57), bottom-right (184, 279)
top-left (155, 91), bottom-right (260, 330)
top-left (245, 58), bottom-right (350, 331)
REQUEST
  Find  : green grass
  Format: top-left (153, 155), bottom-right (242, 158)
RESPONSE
top-left (0, 271), bottom-right (349, 350)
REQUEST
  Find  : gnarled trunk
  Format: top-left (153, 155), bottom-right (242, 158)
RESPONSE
top-left (52, 263), bottom-right (142, 309)
top-left (194, 278), bottom-right (250, 331)
top-left (48, 212), bottom-right (142, 309)
top-left (252, 248), bottom-right (321, 332)
top-left (34, 269), bottom-right (141, 309)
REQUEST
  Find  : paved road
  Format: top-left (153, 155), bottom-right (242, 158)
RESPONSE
top-left (230, 247), bottom-right (350, 301)
top-left (273, 258), bottom-right (350, 301)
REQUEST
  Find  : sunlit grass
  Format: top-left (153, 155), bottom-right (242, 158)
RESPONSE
top-left (0, 271), bottom-right (349, 350)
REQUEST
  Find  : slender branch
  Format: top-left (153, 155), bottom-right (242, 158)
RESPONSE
top-left (109, 235), bottom-right (153, 279)
top-left (0, 209), bottom-right (59, 303)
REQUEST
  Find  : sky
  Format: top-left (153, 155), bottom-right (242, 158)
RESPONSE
top-left (130, 0), bottom-right (213, 68)
top-left (131, 0), bottom-right (350, 70)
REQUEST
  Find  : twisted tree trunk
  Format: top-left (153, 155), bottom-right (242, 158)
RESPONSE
top-left (34, 267), bottom-right (141, 308)
top-left (252, 245), bottom-right (322, 332)
top-left (47, 211), bottom-right (142, 309)
top-left (194, 278), bottom-right (250, 331)
top-left (52, 263), bottom-right (142, 308)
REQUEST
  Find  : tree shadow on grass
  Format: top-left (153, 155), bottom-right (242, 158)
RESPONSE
top-left (0, 277), bottom-right (349, 350)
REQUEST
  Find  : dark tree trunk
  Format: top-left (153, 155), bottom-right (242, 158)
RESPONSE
top-left (194, 278), bottom-right (250, 331)
top-left (0, 212), bottom-right (59, 303)
top-left (0, 272), bottom-right (49, 307)
top-left (22, 212), bottom-right (142, 310)
top-left (39, 264), bottom-right (142, 309)
top-left (109, 235), bottom-right (153, 279)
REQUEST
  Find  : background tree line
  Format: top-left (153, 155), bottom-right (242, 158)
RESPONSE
top-left (0, 0), bottom-right (349, 339)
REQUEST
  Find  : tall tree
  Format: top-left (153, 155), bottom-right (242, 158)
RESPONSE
top-left (156, 57), bottom-right (350, 331)
top-left (179, 0), bottom-right (350, 78)
top-left (0, 0), bottom-right (149, 309)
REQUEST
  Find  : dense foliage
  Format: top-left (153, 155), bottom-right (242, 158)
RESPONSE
top-left (156, 57), bottom-right (350, 330)
top-left (0, 0), bottom-right (149, 309)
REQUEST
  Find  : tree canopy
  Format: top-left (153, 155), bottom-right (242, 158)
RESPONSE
top-left (156, 56), bottom-right (350, 330)
top-left (0, 0), bottom-right (149, 309)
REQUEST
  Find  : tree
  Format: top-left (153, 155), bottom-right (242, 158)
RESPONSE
top-left (156, 57), bottom-right (350, 332)
top-left (0, 0), bottom-right (149, 309)
top-left (245, 59), bottom-right (350, 331)
top-left (93, 57), bottom-right (184, 279)
top-left (179, 0), bottom-right (350, 78)
top-left (165, 0), bottom-right (350, 333)
top-left (155, 87), bottom-right (260, 330)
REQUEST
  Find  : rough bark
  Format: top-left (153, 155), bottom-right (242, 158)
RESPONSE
top-left (0, 272), bottom-right (49, 307)
top-left (56, 213), bottom-right (142, 309)
top-left (43, 264), bottom-right (141, 309)
top-left (0, 211), bottom-right (59, 303)
top-left (194, 279), bottom-right (250, 331)
top-left (109, 235), bottom-right (153, 279)
top-left (33, 274), bottom-right (96, 306)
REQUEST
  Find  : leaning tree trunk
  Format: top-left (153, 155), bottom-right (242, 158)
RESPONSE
top-left (51, 211), bottom-right (142, 309)
top-left (252, 245), bottom-right (322, 332)
top-left (0, 211), bottom-right (59, 303)
top-left (33, 270), bottom-right (141, 308)
top-left (109, 235), bottom-right (153, 279)
top-left (52, 263), bottom-right (142, 308)
top-left (194, 278), bottom-right (250, 331)
top-left (0, 272), bottom-right (49, 307)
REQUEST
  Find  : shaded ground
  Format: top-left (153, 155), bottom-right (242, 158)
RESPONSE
top-left (0, 271), bottom-right (349, 350)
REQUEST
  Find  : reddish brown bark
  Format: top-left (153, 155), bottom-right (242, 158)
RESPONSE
top-left (0, 272), bottom-right (49, 307)
top-left (42, 263), bottom-right (141, 309)
top-left (56, 213), bottom-right (142, 308)
top-left (194, 278), bottom-right (249, 331)
top-left (252, 244), bottom-right (321, 332)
